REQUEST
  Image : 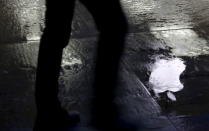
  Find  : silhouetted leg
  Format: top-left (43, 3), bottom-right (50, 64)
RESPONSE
top-left (34, 0), bottom-right (79, 130)
top-left (80, 0), bottom-right (128, 130)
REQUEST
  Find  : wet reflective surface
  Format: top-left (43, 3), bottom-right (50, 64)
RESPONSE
top-left (0, 0), bottom-right (45, 43)
top-left (153, 29), bottom-right (209, 56)
top-left (0, 0), bottom-right (209, 130)
top-left (149, 58), bottom-right (186, 100)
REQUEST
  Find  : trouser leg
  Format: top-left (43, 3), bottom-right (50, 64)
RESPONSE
top-left (80, 0), bottom-right (128, 129)
top-left (34, 0), bottom-right (77, 130)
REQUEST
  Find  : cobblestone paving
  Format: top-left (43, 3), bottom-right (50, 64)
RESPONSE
top-left (0, 0), bottom-right (209, 130)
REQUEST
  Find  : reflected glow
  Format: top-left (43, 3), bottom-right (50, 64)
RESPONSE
top-left (149, 58), bottom-right (186, 100)
top-left (62, 58), bottom-right (82, 67)
top-left (121, 0), bottom-right (157, 14)
top-left (152, 29), bottom-right (209, 56)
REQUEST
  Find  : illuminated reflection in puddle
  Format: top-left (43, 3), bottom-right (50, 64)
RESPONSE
top-left (149, 57), bottom-right (186, 101)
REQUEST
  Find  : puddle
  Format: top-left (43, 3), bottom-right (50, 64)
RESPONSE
top-left (149, 57), bottom-right (186, 101)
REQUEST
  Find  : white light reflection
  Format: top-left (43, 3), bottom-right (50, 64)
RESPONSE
top-left (152, 29), bottom-right (209, 56)
top-left (149, 58), bottom-right (186, 101)
top-left (62, 58), bottom-right (82, 68)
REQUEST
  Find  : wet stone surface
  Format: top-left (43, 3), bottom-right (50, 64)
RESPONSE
top-left (0, 0), bottom-right (44, 43)
top-left (0, 0), bottom-right (209, 130)
top-left (0, 40), bottom-right (89, 129)
top-left (1, 0), bottom-right (209, 42)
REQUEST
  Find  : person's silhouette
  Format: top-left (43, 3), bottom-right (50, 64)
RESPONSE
top-left (34, 0), bottom-right (128, 130)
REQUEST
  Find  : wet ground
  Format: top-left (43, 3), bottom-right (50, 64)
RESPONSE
top-left (0, 0), bottom-right (209, 130)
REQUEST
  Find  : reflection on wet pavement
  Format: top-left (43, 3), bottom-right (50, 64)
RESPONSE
top-left (0, 0), bottom-right (209, 130)
top-left (1, 0), bottom-right (209, 42)
top-left (152, 29), bottom-right (209, 56)
top-left (0, 0), bottom-right (44, 43)
top-left (149, 57), bottom-right (186, 101)
top-left (122, 0), bottom-right (209, 31)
